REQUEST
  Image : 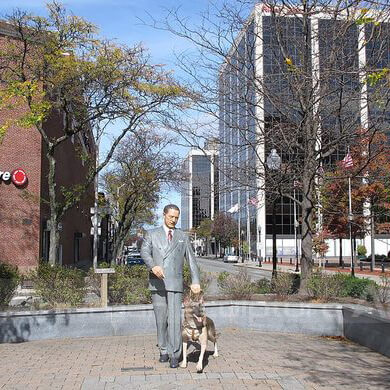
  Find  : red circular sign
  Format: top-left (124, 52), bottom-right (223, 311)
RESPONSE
top-left (11, 168), bottom-right (27, 186)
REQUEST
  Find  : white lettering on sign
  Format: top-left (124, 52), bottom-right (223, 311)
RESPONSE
top-left (0, 168), bottom-right (28, 187)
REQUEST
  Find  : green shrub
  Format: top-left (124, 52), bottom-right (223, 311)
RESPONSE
top-left (334, 273), bottom-right (376, 299)
top-left (307, 272), bottom-right (376, 301)
top-left (357, 245), bottom-right (367, 256)
top-left (271, 272), bottom-right (297, 298)
top-left (217, 269), bottom-right (255, 299)
top-left (0, 262), bottom-right (20, 307)
top-left (217, 271), bottom-right (229, 287)
top-left (252, 278), bottom-right (272, 294)
top-left (30, 262), bottom-right (86, 307)
top-left (306, 271), bottom-right (343, 301)
top-left (106, 265), bottom-right (151, 305)
top-left (368, 275), bottom-right (390, 304)
top-left (183, 262), bottom-right (212, 294)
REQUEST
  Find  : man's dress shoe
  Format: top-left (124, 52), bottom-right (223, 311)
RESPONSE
top-left (169, 357), bottom-right (179, 368)
top-left (159, 354), bottom-right (169, 363)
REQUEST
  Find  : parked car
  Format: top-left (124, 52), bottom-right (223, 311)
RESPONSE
top-left (223, 254), bottom-right (239, 263)
top-left (125, 253), bottom-right (144, 266)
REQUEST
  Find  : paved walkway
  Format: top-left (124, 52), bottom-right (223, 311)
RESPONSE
top-left (1, 328), bottom-right (389, 389)
top-left (235, 261), bottom-right (389, 284)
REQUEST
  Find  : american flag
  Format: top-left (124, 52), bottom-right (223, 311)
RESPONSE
top-left (342, 152), bottom-right (354, 169)
top-left (248, 197), bottom-right (259, 206)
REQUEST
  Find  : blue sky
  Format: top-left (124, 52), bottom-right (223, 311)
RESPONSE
top-left (0, 0), bottom-right (210, 225)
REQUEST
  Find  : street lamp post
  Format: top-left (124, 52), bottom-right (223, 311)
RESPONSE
top-left (266, 149), bottom-right (281, 278)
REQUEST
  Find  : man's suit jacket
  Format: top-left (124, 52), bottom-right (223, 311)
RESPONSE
top-left (140, 226), bottom-right (200, 292)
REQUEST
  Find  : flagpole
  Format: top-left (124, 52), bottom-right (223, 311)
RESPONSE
top-left (293, 186), bottom-right (299, 272)
top-left (238, 205), bottom-right (241, 262)
top-left (348, 174), bottom-right (355, 277)
top-left (246, 195), bottom-right (251, 261)
top-left (346, 145), bottom-right (355, 277)
top-left (341, 147), bottom-right (354, 275)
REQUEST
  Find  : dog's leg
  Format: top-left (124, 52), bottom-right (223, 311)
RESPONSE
top-left (180, 341), bottom-right (188, 368)
top-left (196, 340), bottom-right (206, 373)
top-left (213, 342), bottom-right (219, 357)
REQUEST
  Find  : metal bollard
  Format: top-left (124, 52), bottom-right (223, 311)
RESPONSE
top-left (360, 262), bottom-right (363, 271)
top-left (382, 263), bottom-right (385, 273)
top-left (325, 259), bottom-right (329, 268)
top-left (280, 257), bottom-right (283, 264)
top-left (258, 257), bottom-right (262, 267)
top-left (268, 257), bottom-right (271, 263)
top-left (290, 258), bottom-right (292, 264)
top-left (341, 261), bottom-right (345, 269)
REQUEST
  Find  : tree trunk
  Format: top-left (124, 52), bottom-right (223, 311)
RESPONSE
top-left (339, 237), bottom-right (343, 267)
top-left (112, 227), bottom-right (126, 264)
top-left (48, 218), bottom-right (60, 265)
top-left (300, 192), bottom-right (314, 291)
top-left (47, 148), bottom-right (60, 265)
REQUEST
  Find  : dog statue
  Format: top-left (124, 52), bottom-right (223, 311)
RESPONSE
top-left (180, 290), bottom-right (218, 372)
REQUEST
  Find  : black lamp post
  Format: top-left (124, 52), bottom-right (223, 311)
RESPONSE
top-left (266, 149), bottom-right (281, 278)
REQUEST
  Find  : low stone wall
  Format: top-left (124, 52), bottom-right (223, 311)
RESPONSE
top-left (1, 301), bottom-right (388, 357)
top-left (343, 305), bottom-right (390, 358)
top-left (0, 304), bottom-right (156, 343)
top-left (0, 301), bottom-right (344, 343)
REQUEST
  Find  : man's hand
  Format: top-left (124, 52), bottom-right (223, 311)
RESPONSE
top-left (152, 266), bottom-right (165, 279)
top-left (190, 284), bottom-right (201, 294)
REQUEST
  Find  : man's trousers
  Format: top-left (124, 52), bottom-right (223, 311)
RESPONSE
top-left (151, 290), bottom-right (183, 359)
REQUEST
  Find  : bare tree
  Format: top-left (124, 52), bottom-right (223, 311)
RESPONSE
top-left (146, 0), bottom-right (390, 288)
top-left (103, 130), bottom-right (185, 262)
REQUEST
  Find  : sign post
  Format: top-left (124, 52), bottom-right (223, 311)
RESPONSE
top-left (94, 268), bottom-right (115, 307)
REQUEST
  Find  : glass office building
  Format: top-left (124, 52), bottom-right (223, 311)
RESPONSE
top-left (181, 144), bottom-right (219, 232)
top-left (218, 4), bottom-right (390, 258)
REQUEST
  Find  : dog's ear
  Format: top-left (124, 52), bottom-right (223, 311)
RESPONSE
top-left (183, 295), bottom-right (190, 305)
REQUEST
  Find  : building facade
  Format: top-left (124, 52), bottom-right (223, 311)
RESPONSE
top-left (218, 4), bottom-right (390, 259)
top-left (181, 142), bottom-right (219, 233)
top-left (0, 23), bottom-right (95, 272)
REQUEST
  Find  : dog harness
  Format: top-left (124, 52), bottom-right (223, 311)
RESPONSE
top-left (184, 326), bottom-right (202, 341)
top-left (183, 320), bottom-right (205, 341)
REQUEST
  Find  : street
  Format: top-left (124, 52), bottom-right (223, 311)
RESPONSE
top-left (195, 256), bottom-right (271, 296)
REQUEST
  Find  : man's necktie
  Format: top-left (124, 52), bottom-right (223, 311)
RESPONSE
top-left (168, 230), bottom-right (173, 243)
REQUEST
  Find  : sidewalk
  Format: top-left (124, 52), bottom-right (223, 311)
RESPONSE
top-left (0, 328), bottom-right (389, 389)
top-left (234, 260), bottom-right (389, 284)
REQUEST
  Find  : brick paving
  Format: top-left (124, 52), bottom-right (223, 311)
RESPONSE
top-left (0, 329), bottom-right (389, 389)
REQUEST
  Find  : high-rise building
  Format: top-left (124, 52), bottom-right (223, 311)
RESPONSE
top-left (218, 4), bottom-right (390, 259)
top-left (181, 141), bottom-right (219, 234)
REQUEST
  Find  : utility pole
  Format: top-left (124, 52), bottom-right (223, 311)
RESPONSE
top-left (93, 136), bottom-right (101, 269)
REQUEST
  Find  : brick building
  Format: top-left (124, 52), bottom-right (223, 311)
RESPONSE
top-left (0, 22), bottom-right (95, 272)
